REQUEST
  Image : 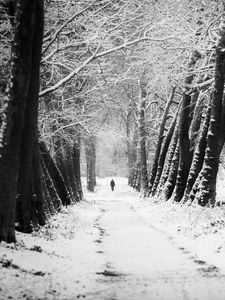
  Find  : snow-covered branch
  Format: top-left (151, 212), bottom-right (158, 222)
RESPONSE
top-left (39, 34), bottom-right (179, 97)
top-left (42, 0), bottom-right (99, 55)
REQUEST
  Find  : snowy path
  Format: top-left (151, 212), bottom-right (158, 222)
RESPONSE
top-left (1, 178), bottom-right (225, 299)
top-left (81, 179), bottom-right (225, 300)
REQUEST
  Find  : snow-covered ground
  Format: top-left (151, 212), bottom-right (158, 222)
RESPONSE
top-left (1, 177), bottom-right (225, 299)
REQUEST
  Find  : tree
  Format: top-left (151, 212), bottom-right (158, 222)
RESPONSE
top-left (148, 2), bottom-right (225, 207)
top-left (0, 0), bottom-right (44, 242)
top-left (151, 104), bottom-right (179, 196)
top-left (172, 50), bottom-right (201, 203)
top-left (1, 0), bottom-right (224, 244)
top-left (135, 79), bottom-right (148, 196)
top-left (195, 13), bottom-right (225, 206)
top-left (39, 140), bottom-right (70, 206)
top-left (148, 86), bottom-right (176, 195)
top-left (85, 136), bottom-right (97, 192)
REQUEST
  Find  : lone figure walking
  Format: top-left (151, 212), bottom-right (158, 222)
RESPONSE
top-left (110, 179), bottom-right (115, 191)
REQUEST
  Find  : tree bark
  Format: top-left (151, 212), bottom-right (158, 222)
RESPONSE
top-left (189, 90), bottom-right (204, 148)
top-left (173, 50), bottom-right (201, 202)
top-left (40, 155), bottom-right (61, 213)
top-left (85, 136), bottom-right (97, 192)
top-left (158, 126), bottom-right (179, 197)
top-left (54, 139), bottom-right (74, 201)
top-left (128, 135), bottom-right (138, 187)
top-left (149, 87), bottom-right (176, 194)
top-left (126, 108), bottom-right (138, 187)
top-left (33, 138), bottom-right (46, 226)
top-left (65, 144), bottom-right (80, 202)
top-left (0, 0), bottom-right (37, 242)
top-left (181, 102), bottom-right (210, 204)
top-left (136, 81), bottom-right (148, 197)
top-left (195, 19), bottom-right (225, 206)
top-left (162, 141), bottom-right (180, 201)
top-left (73, 138), bottom-right (83, 201)
top-left (16, 0), bottom-right (44, 232)
top-left (151, 107), bottom-right (179, 196)
top-left (39, 140), bottom-right (71, 206)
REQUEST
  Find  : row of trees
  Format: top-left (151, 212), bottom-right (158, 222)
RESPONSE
top-left (0, 0), bottom-right (84, 242)
top-left (0, 0), bottom-right (154, 242)
top-left (129, 2), bottom-right (225, 207)
top-left (0, 0), bottom-right (224, 242)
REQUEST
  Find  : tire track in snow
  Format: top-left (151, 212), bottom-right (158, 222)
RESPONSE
top-left (93, 205), bottom-right (126, 283)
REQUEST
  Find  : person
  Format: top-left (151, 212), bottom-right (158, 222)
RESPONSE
top-left (110, 179), bottom-right (115, 191)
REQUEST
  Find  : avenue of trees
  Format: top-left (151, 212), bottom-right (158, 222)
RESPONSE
top-left (0, 0), bottom-right (224, 242)
top-left (127, 1), bottom-right (225, 208)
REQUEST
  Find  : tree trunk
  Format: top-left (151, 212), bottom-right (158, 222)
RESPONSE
top-left (173, 50), bottom-right (201, 202)
top-left (128, 135), bottom-right (138, 187)
top-left (16, 0), bottom-right (44, 232)
top-left (181, 102), bottom-right (211, 204)
top-left (0, 0), bottom-right (38, 242)
top-left (85, 136), bottom-right (96, 192)
top-left (73, 138), bottom-right (83, 201)
top-left (158, 126), bottom-right (179, 197)
top-left (39, 140), bottom-right (71, 206)
top-left (54, 139), bottom-right (74, 201)
top-left (162, 141), bottom-right (180, 201)
top-left (149, 86), bottom-right (176, 193)
top-left (33, 138), bottom-right (46, 226)
top-left (16, 145), bottom-right (41, 232)
top-left (195, 19), bottom-right (225, 206)
top-left (126, 108), bottom-right (138, 187)
top-left (65, 144), bottom-right (80, 202)
top-left (189, 90), bottom-right (205, 148)
top-left (40, 155), bottom-right (61, 213)
top-left (136, 81), bottom-right (148, 197)
top-left (151, 107), bottom-right (179, 196)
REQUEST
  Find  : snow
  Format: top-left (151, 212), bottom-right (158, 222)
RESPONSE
top-left (1, 177), bottom-right (225, 299)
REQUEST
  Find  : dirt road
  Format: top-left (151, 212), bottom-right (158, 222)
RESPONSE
top-left (1, 178), bottom-right (225, 299)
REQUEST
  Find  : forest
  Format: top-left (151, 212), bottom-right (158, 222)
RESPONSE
top-left (0, 0), bottom-right (225, 244)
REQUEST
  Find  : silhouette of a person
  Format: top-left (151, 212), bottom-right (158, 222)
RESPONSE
top-left (110, 179), bottom-right (115, 191)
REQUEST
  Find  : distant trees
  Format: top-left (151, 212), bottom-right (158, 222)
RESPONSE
top-left (39, 0), bottom-right (171, 191)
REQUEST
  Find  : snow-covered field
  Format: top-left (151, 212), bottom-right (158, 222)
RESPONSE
top-left (1, 177), bottom-right (225, 299)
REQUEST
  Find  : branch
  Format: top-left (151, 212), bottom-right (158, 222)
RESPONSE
top-left (43, 41), bottom-right (88, 61)
top-left (39, 35), bottom-right (179, 97)
top-left (39, 54), bottom-right (95, 97)
top-left (196, 77), bottom-right (213, 89)
top-left (44, 61), bottom-right (74, 72)
top-left (42, 0), bottom-right (99, 55)
top-left (95, 35), bottom-right (179, 58)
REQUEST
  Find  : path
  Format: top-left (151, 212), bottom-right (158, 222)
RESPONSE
top-left (81, 178), bottom-right (225, 300)
top-left (1, 178), bottom-right (225, 299)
